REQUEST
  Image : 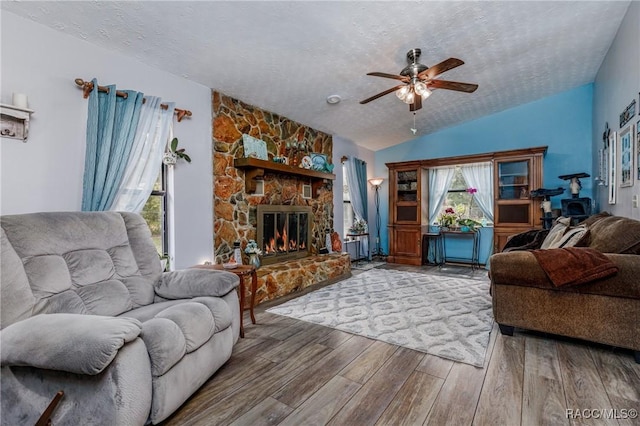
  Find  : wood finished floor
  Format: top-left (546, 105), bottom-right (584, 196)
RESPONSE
top-left (162, 264), bottom-right (640, 426)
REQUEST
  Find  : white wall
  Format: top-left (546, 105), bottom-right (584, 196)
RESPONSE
top-left (1, 12), bottom-right (214, 268)
top-left (332, 135), bottom-right (377, 254)
top-left (593, 1), bottom-right (640, 220)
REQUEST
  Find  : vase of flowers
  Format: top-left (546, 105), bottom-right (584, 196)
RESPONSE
top-left (244, 239), bottom-right (263, 269)
top-left (349, 219), bottom-right (368, 234)
top-left (438, 207), bottom-right (459, 230)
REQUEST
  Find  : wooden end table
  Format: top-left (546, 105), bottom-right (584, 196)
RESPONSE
top-left (192, 264), bottom-right (257, 338)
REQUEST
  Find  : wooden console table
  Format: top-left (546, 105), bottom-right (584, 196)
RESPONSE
top-left (441, 230), bottom-right (481, 270)
top-left (191, 264), bottom-right (257, 338)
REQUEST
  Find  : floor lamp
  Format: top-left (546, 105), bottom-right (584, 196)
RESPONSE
top-left (368, 177), bottom-right (385, 259)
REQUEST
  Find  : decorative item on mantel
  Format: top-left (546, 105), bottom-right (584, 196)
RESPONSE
top-left (245, 239), bottom-right (263, 269)
top-left (1, 93), bottom-right (34, 142)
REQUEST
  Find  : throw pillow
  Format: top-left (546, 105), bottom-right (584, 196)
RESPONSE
top-left (540, 217), bottom-right (570, 249)
top-left (547, 226), bottom-right (589, 249)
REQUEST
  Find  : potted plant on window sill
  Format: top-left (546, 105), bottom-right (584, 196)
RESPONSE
top-left (163, 137), bottom-right (191, 166)
top-left (457, 218), bottom-right (482, 232)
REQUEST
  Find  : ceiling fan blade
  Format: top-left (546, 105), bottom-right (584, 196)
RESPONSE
top-left (418, 58), bottom-right (464, 80)
top-left (410, 94), bottom-right (422, 112)
top-left (367, 72), bottom-right (410, 82)
top-left (360, 84), bottom-right (406, 104)
top-left (429, 79), bottom-right (479, 93)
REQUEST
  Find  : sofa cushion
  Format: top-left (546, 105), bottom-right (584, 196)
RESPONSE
top-left (585, 215), bottom-right (640, 254)
top-left (120, 300), bottom-right (186, 322)
top-left (1, 212), bottom-right (160, 316)
top-left (140, 318), bottom-right (187, 376)
top-left (0, 229), bottom-right (35, 328)
top-left (156, 303), bottom-right (215, 352)
top-left (490, 251), bottom-right (640, 299)
top-left (128, 296), bottom-right (232, 375)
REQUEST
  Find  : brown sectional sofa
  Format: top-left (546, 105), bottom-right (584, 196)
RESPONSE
top-left (489, 214), bottom-right (640, 363)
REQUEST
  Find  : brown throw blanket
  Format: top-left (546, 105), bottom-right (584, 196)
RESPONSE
top-left (531, 247), bottom-right (619, 287)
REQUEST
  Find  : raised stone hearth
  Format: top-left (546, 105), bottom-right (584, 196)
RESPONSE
top-left (249, 253), bottom-right (351, 306)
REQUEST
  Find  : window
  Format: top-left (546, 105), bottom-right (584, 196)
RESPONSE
top-left (342, 163), bottom-right (355, 236)
top-left (141, 166), bottom-right (168, 255)
top-left (436, 166), bottom-right (491, 225)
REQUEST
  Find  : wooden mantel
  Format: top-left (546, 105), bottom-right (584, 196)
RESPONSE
top-left (233, 157), bottom-right (335, 196)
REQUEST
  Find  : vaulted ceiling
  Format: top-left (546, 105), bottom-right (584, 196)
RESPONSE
top-left (2, 1), bottom-right (631, 150)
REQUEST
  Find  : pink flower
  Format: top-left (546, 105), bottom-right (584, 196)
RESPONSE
top-left (445, 207), bottom-right (455, 214)
top-left (466, 187), bottom-right (477, 194)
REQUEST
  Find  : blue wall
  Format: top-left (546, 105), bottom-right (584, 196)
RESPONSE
top-left (374, 84), bottom-right (594, 264)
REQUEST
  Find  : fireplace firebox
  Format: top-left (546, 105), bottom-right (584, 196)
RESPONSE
top-left (257, 205), bottom-right (313, 265)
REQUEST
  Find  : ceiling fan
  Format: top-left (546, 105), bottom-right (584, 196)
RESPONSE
top-left (360, 48), bottom-right (479, 112)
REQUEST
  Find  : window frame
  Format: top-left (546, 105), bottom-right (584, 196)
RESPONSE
top-left (145, 165), bottom-right (169, 255)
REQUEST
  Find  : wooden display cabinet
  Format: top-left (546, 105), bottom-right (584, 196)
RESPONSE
top-left (386, 162), bottom-right (426, 265)
top-left (493, 147), bottom-right (546, 252)
top-left (385, 146), bottom-right (546, 263)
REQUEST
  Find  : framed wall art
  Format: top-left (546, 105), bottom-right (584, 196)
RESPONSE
top-left (620, 99), bottom-right (636, 128)
top-left (598, 148), bottom-right (608, 186)
top-left (608, 131), bottom-right (616, 204)
top-left (619, 125), bottom-right (633, 187)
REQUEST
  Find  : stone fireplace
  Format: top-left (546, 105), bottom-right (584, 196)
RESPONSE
top-left (257, 205), bottom-right (312, 265)
top-left (212, 91), bottom-right (351, 306)
top-left (212, 91), bottom-right (334, 265)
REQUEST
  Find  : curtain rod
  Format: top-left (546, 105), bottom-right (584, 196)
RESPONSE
top-left (74, 78), bottom-right (192, 122)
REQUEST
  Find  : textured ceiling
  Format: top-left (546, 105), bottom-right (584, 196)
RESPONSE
top-left (2, 1), bottom-right (630, 151)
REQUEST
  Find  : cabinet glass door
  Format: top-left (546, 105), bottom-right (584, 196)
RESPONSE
top-left (395, 170), bottom-right (418, 222)
top-left (498, 160), bottom-right (529, 200)
top-left (396, 170), bottom-right (418, 201)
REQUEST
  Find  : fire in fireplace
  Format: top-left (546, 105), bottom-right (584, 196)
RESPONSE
top-left (257, 205), bottom-right (312, 265)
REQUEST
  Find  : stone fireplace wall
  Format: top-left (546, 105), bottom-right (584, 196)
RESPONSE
top-left (212, 91), bottom-right (334, 264)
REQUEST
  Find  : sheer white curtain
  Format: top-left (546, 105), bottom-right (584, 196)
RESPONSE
top-left (111, 97), bottom-right (175, 212)
top-left (428, 167), bottom-right (455, 225)
top-left (460, 162), bottom-right (494, 221)
top-left (345, 157), bottom-right (369, 258)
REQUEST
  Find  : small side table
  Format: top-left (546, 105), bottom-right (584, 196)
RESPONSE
top-left (192, 264), bottom-right (257, 338)
top-left (346, 233), bottom-right (369, 264)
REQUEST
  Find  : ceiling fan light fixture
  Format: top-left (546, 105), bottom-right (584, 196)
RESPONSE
top-left (403, 90), bottom-right (415, 104)
top-left (414, 82), bottom-right (431, 99)
top-left (395, 85), bottom-right (410, 101)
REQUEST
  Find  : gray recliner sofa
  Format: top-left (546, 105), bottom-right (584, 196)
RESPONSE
top-left (0, 211), bottom-right (240, 425)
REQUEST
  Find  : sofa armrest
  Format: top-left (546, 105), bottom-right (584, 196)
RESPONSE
top-left (1, 313), bottom-right (141, 375)
top-left (154, 269), bottom-right (239, 300)
top-left (490, 252), bottom-right (640, 298)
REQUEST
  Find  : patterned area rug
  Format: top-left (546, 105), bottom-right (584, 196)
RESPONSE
top-left (351, 261), bottom-right (386, 271)
top-left (267, 269), bottom-right (494, 367)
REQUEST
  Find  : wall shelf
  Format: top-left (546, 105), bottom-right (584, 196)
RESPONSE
top-left (233, 157), bottom-right (335, 196)
top-left (1, 103), bottom-right (34, 142)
